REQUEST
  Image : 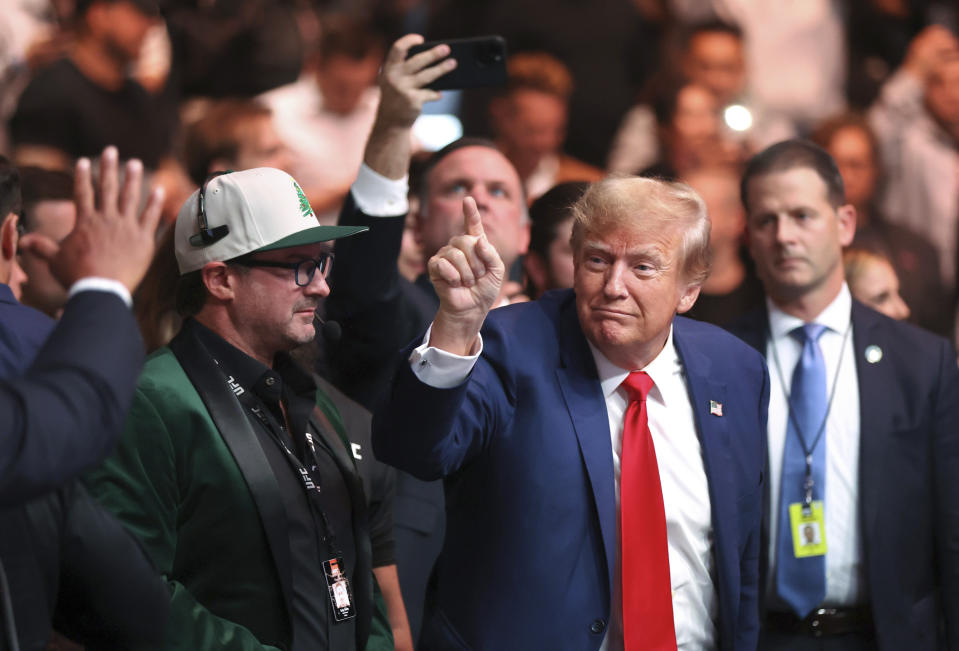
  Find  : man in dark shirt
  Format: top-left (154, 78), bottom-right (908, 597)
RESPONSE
top-left (86, 167), bottom-right (389, 651)
top-left (9, 0), bottom-right (179, 173)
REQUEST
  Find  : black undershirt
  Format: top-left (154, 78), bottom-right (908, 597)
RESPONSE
top-left (193, 323), bottom-right (356, 651)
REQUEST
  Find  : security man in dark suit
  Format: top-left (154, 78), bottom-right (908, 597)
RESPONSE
top-left (728, 140), bottom-right (959, 649)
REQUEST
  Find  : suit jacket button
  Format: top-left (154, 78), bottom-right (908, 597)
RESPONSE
top-left (590, 619), bottom-right (606, 634)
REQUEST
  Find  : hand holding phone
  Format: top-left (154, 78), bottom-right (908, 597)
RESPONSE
top-left (406, 36), bottom-right (508, 91)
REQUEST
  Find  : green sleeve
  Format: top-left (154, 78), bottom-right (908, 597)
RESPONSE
top-left (86, 388), bottom-right (281, 651)
top-left (365, 573), bottom-right (395, 651)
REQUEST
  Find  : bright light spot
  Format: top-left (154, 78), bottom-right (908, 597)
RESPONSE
top-left (412, 114), bottom-right (463, 151)
top-left (724, 104), bottom-right (753, 132)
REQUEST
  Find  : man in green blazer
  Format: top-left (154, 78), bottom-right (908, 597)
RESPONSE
top-left (87, 167), bottom-right (390, 650)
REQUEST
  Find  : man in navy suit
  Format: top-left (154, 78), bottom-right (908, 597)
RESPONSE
top-left (0, 147), bottom-right (169, 650)
top-left (374, 175), bottom-right (769, 649)
top-left (728, 139), bottom-right (959, 649)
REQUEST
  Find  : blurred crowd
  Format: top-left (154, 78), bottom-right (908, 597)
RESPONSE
top-left (1, 0), bottom-right (959, 649)
top-left (2, 0), bottom-right (957, 340)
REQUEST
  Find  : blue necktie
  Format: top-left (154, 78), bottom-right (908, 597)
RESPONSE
top-left (775, 323), bottom-right (828, 618)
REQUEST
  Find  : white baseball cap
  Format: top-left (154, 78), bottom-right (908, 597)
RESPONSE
top-left (174, 167), bottom-right (367, 274)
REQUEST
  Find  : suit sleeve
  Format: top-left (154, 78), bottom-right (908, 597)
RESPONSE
top-left (52, 483), bottom-right (171, 649)
top-left (0, 291), bottom-right (145, 505)
top-left (325, 193), bottom-right (421, 402)
top-left (86, 388), bottom-right (282, 651)
top-left (373, 335), bottom-right (513, 481)
top-left (735, 357), bottom-right (768, 649)
top-left (932, 339), bottom-right (959, 647)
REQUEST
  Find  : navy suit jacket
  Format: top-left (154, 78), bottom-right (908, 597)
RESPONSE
top-left (0, 289), bottom-right (145, 504)
top-left (374, 290), bottom-right (769, 650)
top-left (0, 286), bottom-right (167, 650)
top-left (728, 300), bottom-right (959, 649)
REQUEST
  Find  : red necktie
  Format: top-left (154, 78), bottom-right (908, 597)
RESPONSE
top-left (620, 371), bottom-right (677, 650)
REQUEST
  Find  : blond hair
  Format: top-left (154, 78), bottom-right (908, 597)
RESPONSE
top-left (569, 176), bottom-right (711, 285)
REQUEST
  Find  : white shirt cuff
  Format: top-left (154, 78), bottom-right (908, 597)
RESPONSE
top-left (68, 278), bottom-right (133, 308)
top-left (409, 324), bottom-right (483, 389)
top-left (351, 163), bottom-right (409, 217)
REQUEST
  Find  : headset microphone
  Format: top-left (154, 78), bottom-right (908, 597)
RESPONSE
top-left (314, 314), bottom-right (342, 343)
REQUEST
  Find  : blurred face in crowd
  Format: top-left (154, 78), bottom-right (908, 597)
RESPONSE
top-left (491, 89), bottom-right (568, 178)
top-left (745, 167), bottom-right (855, 307)
top-left (685, 169), bottom-right (744, 248)
top-left (418, 146), bottom-right (529, 268)
top-left (683, 31), bottom-right (746, 105)
top-left (574, 219), bottom-right (699, 370)
top-left (88, 0), bottom-right (157, 64)
top-left (926, 56), bottom-right (959, 141)
top-left (232, 115), bottom-right (290, 174)
top-left (846, 254), bottom-right (910, 320)
top-left (525, 216), bottom-right (575, 297)
top-left (19, 199), bottom-right (77, 317)
top-left (825, 126), bottom-right (878, 213)
top-left (316, 54), bottom-right (381, 116)
top-left (668, 84), bottom-right (721, 156)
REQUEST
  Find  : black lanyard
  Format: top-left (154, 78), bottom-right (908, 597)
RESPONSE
top-left (234, 381), bottom-right (343, 557)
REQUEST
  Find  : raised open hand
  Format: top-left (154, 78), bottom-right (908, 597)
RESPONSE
top-left (427, 197), bottom-right (505, 355)
top-left (20, 146), bottom-right (165, 293)
top-left (376, 34), bottom-right (457, 129)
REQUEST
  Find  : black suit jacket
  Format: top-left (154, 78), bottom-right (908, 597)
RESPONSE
top-left (325, 193), bottom-right (445, 641)
top-left (728, 300), bottom-right (959, 649)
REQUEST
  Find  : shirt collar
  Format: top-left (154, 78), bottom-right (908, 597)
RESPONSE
top-left (189, 319), bottom-right (315, 403)
top-left (589, 324), bottom-right (682, 405)
top-left (766, 282), bottom-right (852, 341)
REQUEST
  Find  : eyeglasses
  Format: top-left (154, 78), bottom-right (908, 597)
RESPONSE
top-left (232, 252), bottom-right (334, 287)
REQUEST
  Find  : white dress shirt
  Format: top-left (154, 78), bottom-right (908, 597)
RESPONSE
top-left (68, 278), bottom-right (132, 307)
top-left (764, 284), bottom-right (865, 607)
top-left (410, 325), bottom-right (718, 650)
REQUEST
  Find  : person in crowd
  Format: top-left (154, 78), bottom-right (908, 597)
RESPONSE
top-left (682, 165), bottom-right (763, 325)
top-left (9, 0), bottom-right (178, 173)
top-left (869, 25), bottom-right (959, 308)
top-left (183, 99), bottom-right (289, 189)
top-left (810, 111), bottom-right (948, 335)
top-left (716, 0), bottom-right (847, 135)
top-left (728, 139), bottom-right (959, 648)
top-left (608, 20), bottom-right (791, 176)
top-left (16, 167), bottom-right (75, 318)
top-left (523, 180), bottom-right (588, 299)
top-left (262, 15), bottom-right (388, 223)
top-left (488, 52), bottom-right (603, 201)
top-left (374, 171), bottom-right (767, 648)
top-left (0, 146), bottom-right (170, 650)
top-left (324, 35), bottom-right (530, 642)
top-left (843, 247), bottom-right (911, 321)
top-left (86, 166), bottom-right (393, 651)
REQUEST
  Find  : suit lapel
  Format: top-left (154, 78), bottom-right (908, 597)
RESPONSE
top-left (851, 302), bottom-right (894, 546)
top-left (673, 319), bottom-right (737, 640)
top-left (554, 301), bottom-right (618, 598)
top-left (168, 324), bottom-right (294, 621)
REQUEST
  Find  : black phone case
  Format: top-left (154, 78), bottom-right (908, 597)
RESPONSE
top-left (407, 35), bottom-right (508, 91)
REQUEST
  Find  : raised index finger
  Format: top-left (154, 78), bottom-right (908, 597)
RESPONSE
top-left (463, 196), bottom-right (485, 238)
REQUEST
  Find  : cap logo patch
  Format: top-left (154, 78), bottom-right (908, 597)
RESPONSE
top-left (294, 181), bottom-right (315, 219)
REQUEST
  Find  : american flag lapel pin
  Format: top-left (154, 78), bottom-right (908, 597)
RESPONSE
top-left (709, 400), bottom-right (723, 417)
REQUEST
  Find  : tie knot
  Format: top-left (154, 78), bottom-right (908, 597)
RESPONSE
top-left (621, 371), bottom-right (654, 403)
top-left (791, 323), bottom-right (827, 344)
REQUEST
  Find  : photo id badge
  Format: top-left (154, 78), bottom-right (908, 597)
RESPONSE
top-left (323, 558), bottom-right (356, 622)
top-left (788, 501), bottom-right (827, 558)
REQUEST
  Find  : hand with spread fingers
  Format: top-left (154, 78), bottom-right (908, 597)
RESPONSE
top-left (427, 197), bottom-right (505, 356)
top-left (20, 145), bottom-right (165, 293)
